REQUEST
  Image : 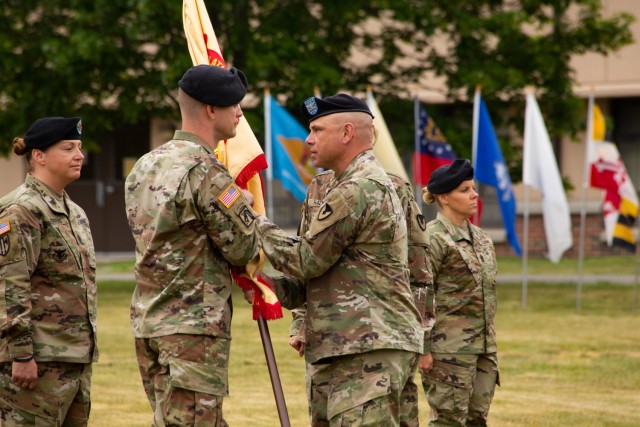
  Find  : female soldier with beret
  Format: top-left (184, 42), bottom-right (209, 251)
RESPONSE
top-left (421, 159), bottom-right (499, 427)
top-left (0, 117), bottom-right (98, 426)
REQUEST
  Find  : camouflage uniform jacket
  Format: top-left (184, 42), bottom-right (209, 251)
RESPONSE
top-left (0, 174), bottom-right (98, 363)
top-left (289, 172), bottom-right (435, 354)
top-left (258, 150), bottom-right (423, 364)
top-left (125, 130), bottom-right (259, 339)
top-left (427, 212), bottom-right (497, 354)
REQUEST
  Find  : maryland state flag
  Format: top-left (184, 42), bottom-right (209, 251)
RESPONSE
top-left (183, 0), bottom-right (282, 319)
top-left (588, 105), bottom-right (638, 252)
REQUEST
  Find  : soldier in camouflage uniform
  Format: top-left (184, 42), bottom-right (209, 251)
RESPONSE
top-left (288, 169), bottom-right (436, 427)
top-left (0, 117), bottom-right (98, 426)
top-left (257, 94), bottom-right (423, 426)
top-left (420, 159), bottom-right (499, 427)
top-left (124, 65), bottom-right (259, 427)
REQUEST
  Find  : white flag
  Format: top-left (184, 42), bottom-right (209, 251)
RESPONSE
top-left (523, 93), bottom-right (573, 262)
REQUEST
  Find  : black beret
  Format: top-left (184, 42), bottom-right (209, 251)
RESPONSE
top-left (427, 159), bottom-right (474, 194)
top-left (178, 65), bottom-right (247, 107)
top-left (301, 93), bottom-right (374, 123)
top-left (24, 117), bottom-right (83, 151)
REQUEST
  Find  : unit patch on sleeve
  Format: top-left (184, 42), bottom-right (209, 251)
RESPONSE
top-left (317, 203), bottom-right (333, 221)
top-left (417, 214), bottom-right (427, 231)
top-left (237, 205), bottom-right (255, 227)
top-left (218, 184), bottom-right (241, 209)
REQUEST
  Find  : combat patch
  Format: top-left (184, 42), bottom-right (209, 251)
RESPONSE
top-left (417, 214), bottom-right (427, 231)
top-left (237, 205), bottom-right (255, 227)
top-left (0, 235), bottom-right (9, 257)
top-left (218, 184), bottom-right (241, 208)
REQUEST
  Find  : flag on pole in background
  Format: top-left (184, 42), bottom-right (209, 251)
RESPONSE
top-left (266, 92), bottom-right (315, 202)
top-left (523, 92), bottom-right (573, 263)
top-left (413, 100), bottom-right (456, 186)
top-left (414, 98), bottom-right (482, 224)
top-left (183, 0), bottom-right (281, 320)
top-left (588, 103), bottom-right (638, 251)
top-left (473, 92), bottom-right (522, 255)
top-left (367, 89), bottom-right (410, 182)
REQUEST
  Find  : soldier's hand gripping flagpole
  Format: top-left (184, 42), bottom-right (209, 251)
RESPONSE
top-left (183, 1), bottom-right (290, 425)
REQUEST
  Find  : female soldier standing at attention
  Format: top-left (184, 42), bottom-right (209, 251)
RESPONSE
top-left (0, 117), bottom-right (98, 426)
top-left (421, 159), bottom-right (499, 427)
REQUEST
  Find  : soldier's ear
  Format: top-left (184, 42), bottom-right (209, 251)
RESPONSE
top-left (31, 149), bottom-right (46, 165)
top-left (342, 122), bottom-right (355, 145)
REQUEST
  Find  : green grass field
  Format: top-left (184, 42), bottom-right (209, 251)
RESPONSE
top-left (90, 277), bottom-right (640, 426)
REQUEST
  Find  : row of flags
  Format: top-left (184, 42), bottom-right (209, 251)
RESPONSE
top-left (267, 89), bottom-right (638, 258)
top-left (183, 1), bottom-right (637, 267)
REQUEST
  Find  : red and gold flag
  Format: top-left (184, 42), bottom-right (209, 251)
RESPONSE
top-left (183, 0), bottom-right (282, 319)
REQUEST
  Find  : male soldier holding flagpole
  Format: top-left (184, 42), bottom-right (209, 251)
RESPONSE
top-left (124, 65), bottom-right (259, 426)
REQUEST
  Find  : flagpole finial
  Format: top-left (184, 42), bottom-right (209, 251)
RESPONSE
top-left (525, 85), bottom-right (535, 95)
top-left (264, 87), bottom-right (270, 95)
top-left (475, 84), bottom-right (482, 94)
top-left (367, 84), bottom-right (373, 94)
top-left (313, 86), bottom-right (321, 97)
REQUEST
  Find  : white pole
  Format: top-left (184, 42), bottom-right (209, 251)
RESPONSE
top-left (577, 93), bottom-right (595, 312)
top-left (522, 184), bottom-right (530, 308)
top-left (472, 89), bottom-right (480, 170)
top-left (522, 87), bottom-right (533, 309)
top-left (472, 88), bottom-right (481, 225)
top-left (264, 89), bottom-right (274, 221)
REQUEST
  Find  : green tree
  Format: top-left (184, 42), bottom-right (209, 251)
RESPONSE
top-left (0, 0), bottom-right (634, 173)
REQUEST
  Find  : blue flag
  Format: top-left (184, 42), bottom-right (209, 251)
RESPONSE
top-left (269, 99), bottom-right (315, 201)
top-left (475, 95), bottom-right (522, 255)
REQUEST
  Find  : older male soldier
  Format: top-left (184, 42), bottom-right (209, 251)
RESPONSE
top-left (256, 94), bottom-right (423, 426)
top-left (288, 170), bottom-right (436, 427)
top-left (124, 65), bottom-right (259, 426)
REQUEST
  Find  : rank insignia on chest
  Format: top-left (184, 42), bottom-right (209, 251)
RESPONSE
top-left (218, 184), bottom-right (241, 208)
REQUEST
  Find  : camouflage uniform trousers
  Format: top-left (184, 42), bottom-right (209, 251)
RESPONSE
top-left (421, 353), bottom-right (499, 427)
top-left (306, 349), bottom-right (419, 427)
top-left (135, 334), bottom-right (231, 427)
top-left (0, 361), bottom-right (92, 426)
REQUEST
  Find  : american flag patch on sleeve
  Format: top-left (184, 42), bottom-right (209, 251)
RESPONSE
top-left (218, 184), bottom-right (241, 208)
top-left (0, 218), bottom-right (10, 236)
